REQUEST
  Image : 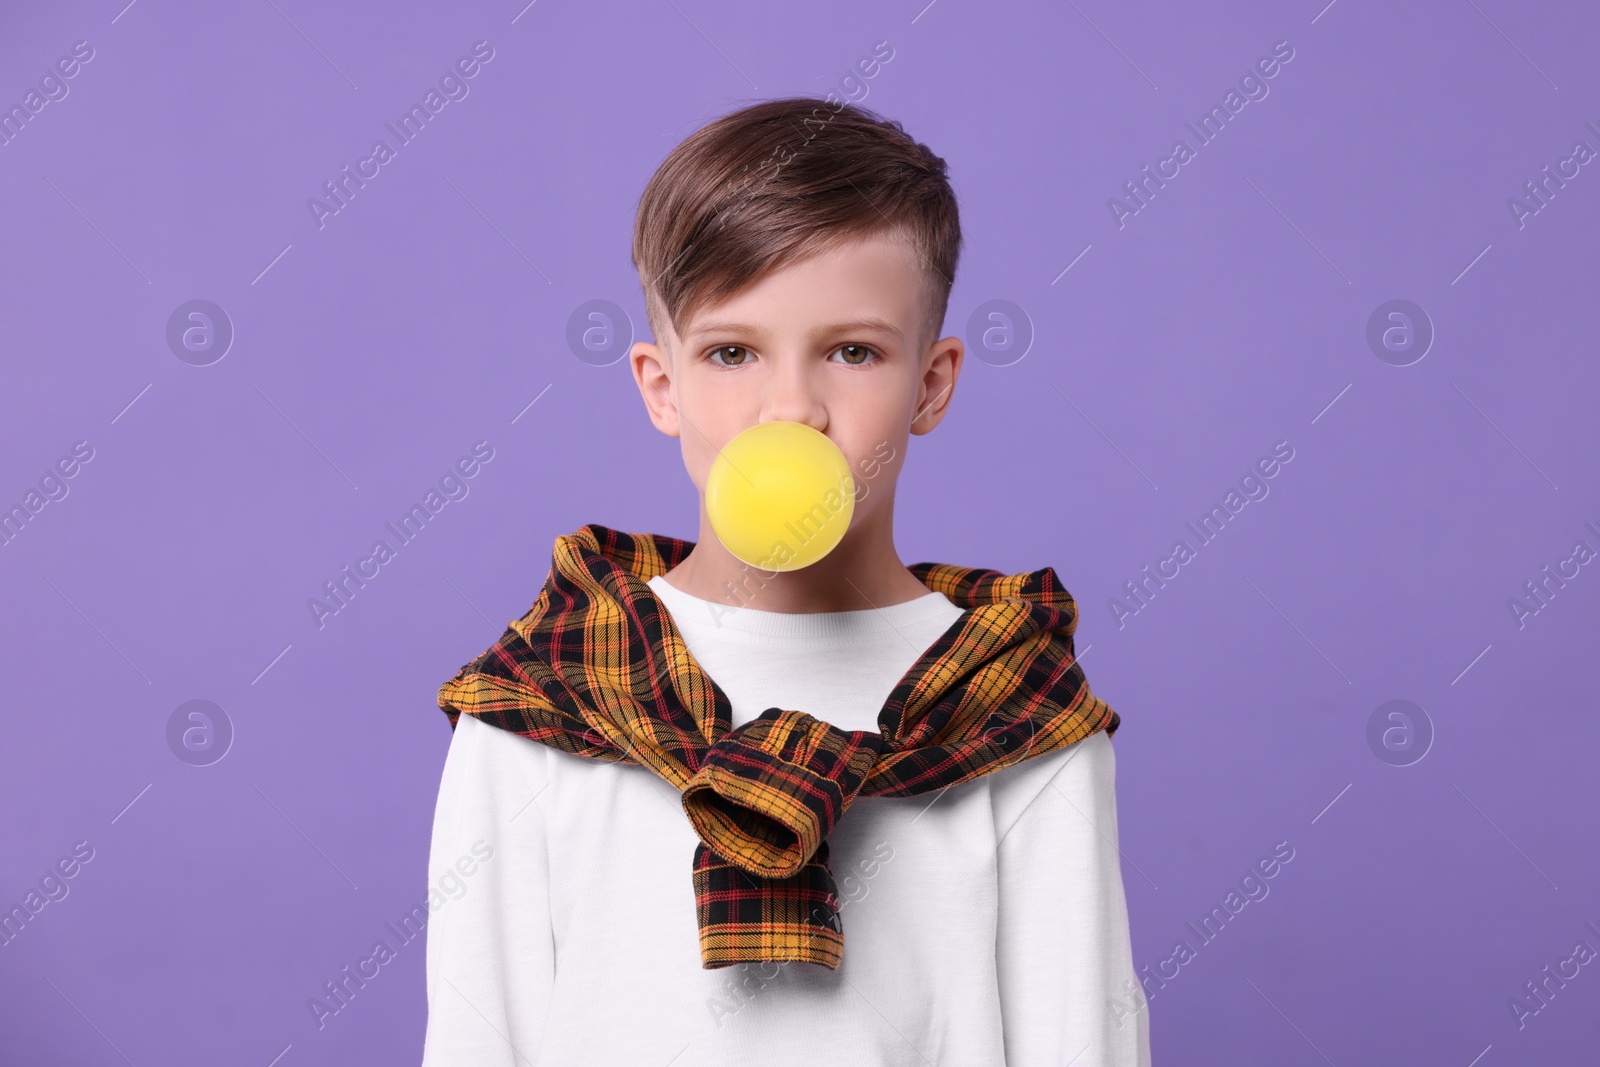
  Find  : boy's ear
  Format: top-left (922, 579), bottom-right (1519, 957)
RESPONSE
top-left (911, 334), bottom-right (963, 436)
top-left (630, 340), bottom-right (681, 438)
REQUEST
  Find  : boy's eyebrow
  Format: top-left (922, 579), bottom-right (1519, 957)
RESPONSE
top-left (687, 317), bottom-right (904, 342)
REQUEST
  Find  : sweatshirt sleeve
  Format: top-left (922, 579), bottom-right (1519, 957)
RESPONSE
top-left (422, 713), bottom-right (557, 1066)
top-left (993, 730), bottom-right (1151, 1067)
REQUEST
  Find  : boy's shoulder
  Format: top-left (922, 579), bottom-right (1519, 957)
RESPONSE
top-left (990, 730), bottom-right (1116, 839)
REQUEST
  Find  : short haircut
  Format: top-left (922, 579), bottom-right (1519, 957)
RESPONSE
top-left (631, 96), bottom-right (962, 355)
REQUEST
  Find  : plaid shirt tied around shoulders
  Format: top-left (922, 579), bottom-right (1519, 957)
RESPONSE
top-left (436, 524), bottom-right (1119, 970)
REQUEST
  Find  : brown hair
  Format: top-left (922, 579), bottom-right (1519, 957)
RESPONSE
top-left (631, 96), bottom-right (962, 355)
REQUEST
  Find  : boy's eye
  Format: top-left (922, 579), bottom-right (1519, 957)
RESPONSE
top-left (707, 345), bottom-right (752, 367)
top-left (831, 344), bottom-right (880, 366)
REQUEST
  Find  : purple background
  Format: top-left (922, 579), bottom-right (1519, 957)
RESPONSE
top-left (2, 0), bottom-right (1596, 1063)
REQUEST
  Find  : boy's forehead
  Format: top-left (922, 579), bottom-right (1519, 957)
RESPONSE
top-left (676, 233), bottom-right (928, 342)
top-left (685, 313), bottom-right (904, 342)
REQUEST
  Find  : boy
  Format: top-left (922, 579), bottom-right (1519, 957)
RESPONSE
top-left (423, 97), bottom-right (1150, 1065)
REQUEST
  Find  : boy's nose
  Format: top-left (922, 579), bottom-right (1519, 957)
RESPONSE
top-left (758, 406), bottom-right (828, 435)
top-left (760, 378), bottom-right (828, 434)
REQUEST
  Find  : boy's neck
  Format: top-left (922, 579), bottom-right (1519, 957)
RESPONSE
top-left (659, 503), bottom-right (934, 614)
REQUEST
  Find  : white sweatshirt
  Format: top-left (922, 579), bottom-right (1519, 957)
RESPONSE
top-left (422, 574), bottom-right (1151, 1066)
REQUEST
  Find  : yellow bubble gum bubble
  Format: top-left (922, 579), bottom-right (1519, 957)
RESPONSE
top-left (705, 421), bottom-right (856, 572)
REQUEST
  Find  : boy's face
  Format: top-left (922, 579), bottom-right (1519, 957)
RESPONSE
top-left (629, 230), bottom-right (963, 535)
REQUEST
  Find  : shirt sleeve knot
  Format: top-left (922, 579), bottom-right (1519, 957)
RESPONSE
top-left (680, 707), bottom-right (884, 878)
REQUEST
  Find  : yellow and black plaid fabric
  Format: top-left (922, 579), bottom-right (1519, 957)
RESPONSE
top-left (436, 524), bottom-right (1119, 970)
